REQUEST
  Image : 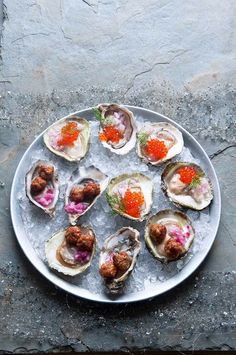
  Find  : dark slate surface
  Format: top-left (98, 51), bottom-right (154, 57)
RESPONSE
top-left (0, 0), bottom-right (236, 352)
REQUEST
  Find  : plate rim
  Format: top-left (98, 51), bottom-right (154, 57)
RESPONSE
top-left (10, 105), bottom-right (221, 304)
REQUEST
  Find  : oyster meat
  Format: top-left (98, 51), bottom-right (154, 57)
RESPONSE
top-left (106, 173), bottom-right (153, 221)
top-left (162, 162), bottom-right (213, 210)
top-left (65, 165), bottom-right (109, 225)
top-left (45, 225), bottom-right (96, 276)
top-left (99, 227), bottom-right (141, 293)
top-left (25, 160), bottom-right (59, 216)
top-left (93, 103), bottom-right (137, 155)
top-left (137, 122), bottom-right (183, 165)
top-left (145, 209), bottom-right (195, 262)
top-left (43, 115), bottom-right (90, 162)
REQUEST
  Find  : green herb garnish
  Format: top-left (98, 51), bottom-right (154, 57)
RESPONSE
top-left (106, 192), bottom-right (125, 215)
top-left (138, 131), bottom-right (149, 145)
top-left (110, 209), bottom-right (118, 217)
top-left (92, 107), bottom-right (103, 122)
top-left (106, 193), bottom-right (120, 207)
top-left (92, 107), bottom-right (113, 126)
top-left (189, 171), bottom-right (204, 188)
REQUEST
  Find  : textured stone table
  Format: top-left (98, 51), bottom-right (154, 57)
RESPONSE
top-left (0, 0), bottom-right (236, 353)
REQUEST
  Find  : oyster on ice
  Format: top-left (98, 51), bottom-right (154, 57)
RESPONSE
top-left (137, 122), bottom-right (183, 165)
top-left (161, 162), bottom-right (213, 210)
top-left (45, 225), bottom-right (96, 276)
top-left (145, 209), bottom-right (195, 262)
top-left (99, 227), bottom-right (141, 293)
top-left (93, 103), bottom-right (137, 155)
top-left (25, 160), bottom-right (59, 216)
top-left (106, 173), bottom-right (153, 221)
top-left (65, 165), bottom-right (109, 225)
top-left (43, 115), bottom-right (90, 162)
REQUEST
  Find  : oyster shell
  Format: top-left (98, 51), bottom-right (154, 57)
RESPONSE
top-left (93, 103), bottom-right (137, 155)
top-left (65, 165), bottom-right (109, 225)
top-left (43, 115), bottom-right (90, 162)
top-left (106, 173), bottom-right (153, 221)
top-left (45, 225), bottom-right (96, 276)
top-left (25, 160), bottom-right (59, 216)
top-left (99, 227), bottom-right (141, 293)
top-left (161, 162), bottom-right (213, 210)
top-left (137, 122), bottom-right (183, 165)
top-left (145, 209), bottom-right (195, 262)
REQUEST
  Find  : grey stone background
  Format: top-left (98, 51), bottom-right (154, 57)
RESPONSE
top-left (0, 0), bottom-right (236, 352)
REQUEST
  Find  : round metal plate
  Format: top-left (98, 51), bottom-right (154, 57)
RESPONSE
top-left (10, 106), bottom-right (221, 303)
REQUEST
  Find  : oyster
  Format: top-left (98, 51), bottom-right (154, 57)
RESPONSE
top-left (25, 160), bottom-right (59, 216)
top-left (93, 103), bottom-right (136, 155)
top-left (106, 173), bottom-right (153, 221)
top-left (137, 122), bottom-right (183, 165)
top-left (45, 225), bottom-right (96, 276)
top-left (65, 165), bottom-right (109, 225)
top-left (43, 115), bottom-right (90, 162)
top-left (162, 162), bottom-right (213, 210)
top-left (99, 227), bottom-right (141, 293)
top-left (145, 209), bottom-right (195, 262)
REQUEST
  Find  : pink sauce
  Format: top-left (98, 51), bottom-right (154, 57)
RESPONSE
top-left (65, 202), bottom-right (88, 214)
top-left (74, 250), bottom-right (91, 264)
top-left (106, 252), bottom-right (115, 263)
top-left (35, 188), bottom-right (54, 207)
top-left (169, 225), bottom-right (192, 245)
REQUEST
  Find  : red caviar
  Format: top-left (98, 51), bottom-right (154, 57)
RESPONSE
top-left (178, 166), bottom-right (197, 184)
top-left (99, 125), bottom-right (123, 144)
top-left (145, 139), bottom-right (168, 160)
top-left (57, 122), bottom-right (80, 147)
top-left (122, 189), bottom-right (144, 218)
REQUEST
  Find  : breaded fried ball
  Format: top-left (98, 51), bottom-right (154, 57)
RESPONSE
top-left (99, 262), bottom-right (117, 278)
top-left (30, 176), bottom-right (47, 195)
top-left (113, 251), bottom-right (132, 271)
top-left (150, 223), bottom-right (166, 244)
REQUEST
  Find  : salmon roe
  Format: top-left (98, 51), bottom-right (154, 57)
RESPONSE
top-left (178, 166), bottom-right (198, 184)
top-left (57, 122), bottom-right (80, 147)
top-left (145, 139), bottom-right (168, 160)
top-left (99, 125), bottom-right (123, 144)
top-left (122, 189), bottom-right (144, 218)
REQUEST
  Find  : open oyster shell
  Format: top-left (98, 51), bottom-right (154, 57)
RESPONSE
top-left (99, 227), bottom-right (141, 293)
top-left (137, 122), bottom-right (183, 165)
top-left (25, 160), bottom-right (59, 217)
top-left (65, 165), bottom-right (109, 225)
top-left (93, 103), bottom-right (137, 155)
top-left (161, 162), bottom-right (213, 210)
top-left (106, 173), bottom-right (153, 221)
top-left (43, 115), bottom-right (90, 162)
top-left (45, 225), bottom-right (96, 276)
top-left (145, 209), bottom-right (195, 262)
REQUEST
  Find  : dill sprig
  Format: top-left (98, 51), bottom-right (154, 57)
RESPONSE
top-left (92, 107), bottom-right (113, 126)
top-left (137, 131), bottom-right (149, 145)
top-left (189, 172), bottom-right (204, 188)
top-left (106, 193), bottom-right (120, 207)
top-left (110, 209), bottom-right (118, 217)
top-left (92, 107), bottom-right (103, 122)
